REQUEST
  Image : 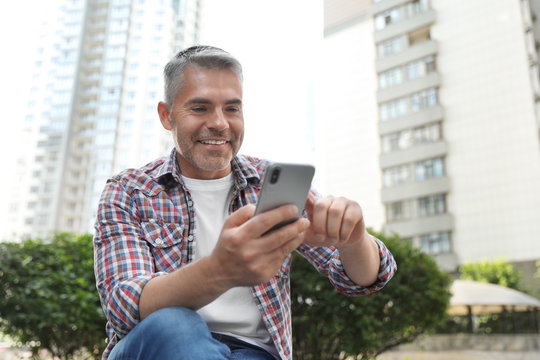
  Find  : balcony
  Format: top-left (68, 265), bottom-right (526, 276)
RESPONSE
top-left (380, 140), bottom-right (447, 169)
top-left (372, 0), bottom-right (410, 14)
top-left (383, 212), bottom-right (453, 238)
top-left (375, 9), bottom-right (435, 43)
top-left (376, 39), bottom-right (438, 73)
top-left (378, 72), bottom-right (441, 103)
top-left (381, 176), bottom-right (450, 203)
top-left (379, 105), bottom-right (444, 134)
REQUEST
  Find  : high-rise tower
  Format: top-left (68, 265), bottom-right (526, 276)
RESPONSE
top-left (6, 0), bottom-right (199, 238)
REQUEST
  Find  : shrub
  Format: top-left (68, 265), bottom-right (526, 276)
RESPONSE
top-left (291, 230), bottom-right (451, 360)
top-left (0, 233), bottom-right (107, 359)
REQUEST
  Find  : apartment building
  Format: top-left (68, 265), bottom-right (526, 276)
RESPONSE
top-left (5, 0), bottom-right (199, 238)
top-left (325, 0), bottom-right (540, 279)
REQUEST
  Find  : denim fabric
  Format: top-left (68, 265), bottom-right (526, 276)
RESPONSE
top-left (108, 307), bottom-right (275, 360)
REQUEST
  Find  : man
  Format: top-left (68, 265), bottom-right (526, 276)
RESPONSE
top-left (94, 45), bottom-right (396, 360)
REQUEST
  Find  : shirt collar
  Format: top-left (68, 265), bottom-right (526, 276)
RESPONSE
top-left (155, 148), bottom-right (262, 190)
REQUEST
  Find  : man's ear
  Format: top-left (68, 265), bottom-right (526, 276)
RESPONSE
top-left (158, 101), bottom-right (172, 130)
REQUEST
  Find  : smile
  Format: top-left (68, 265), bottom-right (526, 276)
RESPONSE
top-left (199, 139), bottom-right (228, 145)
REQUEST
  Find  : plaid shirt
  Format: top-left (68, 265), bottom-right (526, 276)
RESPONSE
top-left (94, 148), bottom-right (396, 360)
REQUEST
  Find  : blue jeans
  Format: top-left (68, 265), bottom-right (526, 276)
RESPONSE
top-left (108, 307), bottom-right (276, 360)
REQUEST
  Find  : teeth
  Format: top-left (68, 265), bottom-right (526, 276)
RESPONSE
top-left (200, 140), bottom-right (227, 145)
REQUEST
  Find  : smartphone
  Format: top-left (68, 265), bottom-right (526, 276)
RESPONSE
top-left (254, 162), bottom-right (315, 234)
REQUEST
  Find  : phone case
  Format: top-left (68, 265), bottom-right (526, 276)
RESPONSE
top-left (255, 162), bottom-right (315, 233)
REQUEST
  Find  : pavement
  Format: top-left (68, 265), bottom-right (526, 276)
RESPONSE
top-left (379, 350), bottom-right (540, 360)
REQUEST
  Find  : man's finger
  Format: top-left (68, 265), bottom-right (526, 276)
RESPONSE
top-left (326, 198), bottom-right (347, 240)
top-left (260, 217), bottom-right (310, 251)
top-left (247, 204), bottom-right (298, 236)
top-left (304, 192), bottom-right (316, 221)
top-left (224, 204), bottom-right (256, 229)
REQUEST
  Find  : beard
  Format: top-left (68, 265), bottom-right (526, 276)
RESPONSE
top-left (174, 127), bottom-right (244, 176)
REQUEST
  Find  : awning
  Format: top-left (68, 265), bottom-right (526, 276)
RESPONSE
top-left (448, 279), bottom-right (540, 316)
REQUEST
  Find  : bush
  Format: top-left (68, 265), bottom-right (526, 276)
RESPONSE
top-left (460, 258), bottom-right (524, 291)
top-left (0, 233), bottom-right (107, 359)
top-left (291, 230), bottom-right (451, 360)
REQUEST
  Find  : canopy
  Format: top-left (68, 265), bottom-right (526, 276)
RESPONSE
top-left (448, 279), bottom-right (540, 316)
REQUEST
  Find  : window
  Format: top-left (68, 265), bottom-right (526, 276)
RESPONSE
top-left (95, 132), bottom-right (116, 146)
top-left (386, 200), bottom-right (412, 222)
top-left (103, 74), bottom-right (122, 87)
top-left (411, 87), bottom-right (437, 112)
top-left (377, 35), bottom-right (406, 58)
top-left (379, 97), bottom-right (407, 121)
top-left (407, 55), bottom-right (436, 80)
top-left (418, 193), bottom-right (446, 217)
top-left (421, 231), bottom-right (451, 255)
top-left (416, 157), bottom-right (444, 181)
top-left (379, 67), bottom-right (403, 89)
top-left (414, 122), bottom-right (441, 143)
top-left (407, 0), bottom-right (430, 17)
top-left (104, 60), bottom-right (124, 72)
top-left (99, 102), bottom-right (119, 114)
top-left (43, 182), bottom-right (54, 194)
top-left (381, 123), bottom-right (442, 153)
top-left (383, 164), bottom-right (411, 187)
top-left (97, 117), bottom-right (117, 131)
top-left (375, 7), bottom-right (400, 30)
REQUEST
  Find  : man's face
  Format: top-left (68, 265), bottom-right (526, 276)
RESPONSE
top-left (159, 66), bottom-right (244, 180)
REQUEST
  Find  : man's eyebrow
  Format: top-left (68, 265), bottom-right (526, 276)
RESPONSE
top-left (225, 99), bottom-right (242, 105)
top-left (187, 97), bottom-right (212, 105)
top-left (186, 98), bottom-right (242, 105)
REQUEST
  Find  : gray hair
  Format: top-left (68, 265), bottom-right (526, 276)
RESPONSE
top-left (163, 45), bottom-right (243, 108)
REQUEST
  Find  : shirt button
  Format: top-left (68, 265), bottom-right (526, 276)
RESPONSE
top-left (188, 235), bottom-right (194, 241)
top-left (187, 200), bottom-right (193, 207)
top-left (155, 239), bottom-right (163, 245)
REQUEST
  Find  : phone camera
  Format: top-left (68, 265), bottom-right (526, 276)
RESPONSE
top-left (270, 168), bottom-right (281, 184)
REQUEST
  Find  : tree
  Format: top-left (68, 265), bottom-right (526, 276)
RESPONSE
top-left (460, 258), bottom-right (524, 291)
top-left (0, 233), bottom-right (107, 359)
top-left (291, 230), bottom-right (451, 360)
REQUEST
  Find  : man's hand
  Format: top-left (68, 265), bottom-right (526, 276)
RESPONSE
top-left (303, 193), bottom-right (369, 249)
top-left (140, 203), bottom-right (308, 318)
top-left (209, 204), bottom-right (310, 289)
top-left (303, 193), bottom-right (380, 286)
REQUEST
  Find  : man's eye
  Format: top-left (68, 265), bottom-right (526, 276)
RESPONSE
top-left (226, 107), bottom-right (240, 113)
top-left (192, 107), bottom-right (206, 112)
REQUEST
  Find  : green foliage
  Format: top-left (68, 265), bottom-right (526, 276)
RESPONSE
top-left (460, 258), bottom-right (524, 291)
top-left (0, 233), bottom-right (107, 359)
top-left (291, 230), bottom-right (451, 360)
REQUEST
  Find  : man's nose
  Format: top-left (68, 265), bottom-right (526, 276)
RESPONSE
top-left (207, 108), bottom-right (229, 130)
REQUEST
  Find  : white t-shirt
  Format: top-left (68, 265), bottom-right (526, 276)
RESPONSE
top-left (181, 174), bottom-right (278, 358)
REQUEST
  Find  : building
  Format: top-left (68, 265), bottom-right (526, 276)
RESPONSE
top-left (5, 0), bottom-right (199, 239)
top-left (324, 0), bottom-right (540, 284)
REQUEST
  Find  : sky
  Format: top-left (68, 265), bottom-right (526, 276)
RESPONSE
top-left (197, 1), bottom-right (323, 165)
top-left (0, 1), bottom-right (324, 229)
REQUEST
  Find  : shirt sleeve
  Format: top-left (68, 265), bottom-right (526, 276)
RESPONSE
top-left (297, 235), bottom-right (397, 297)
top-left (93, 178), bottom-right (166, 338)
